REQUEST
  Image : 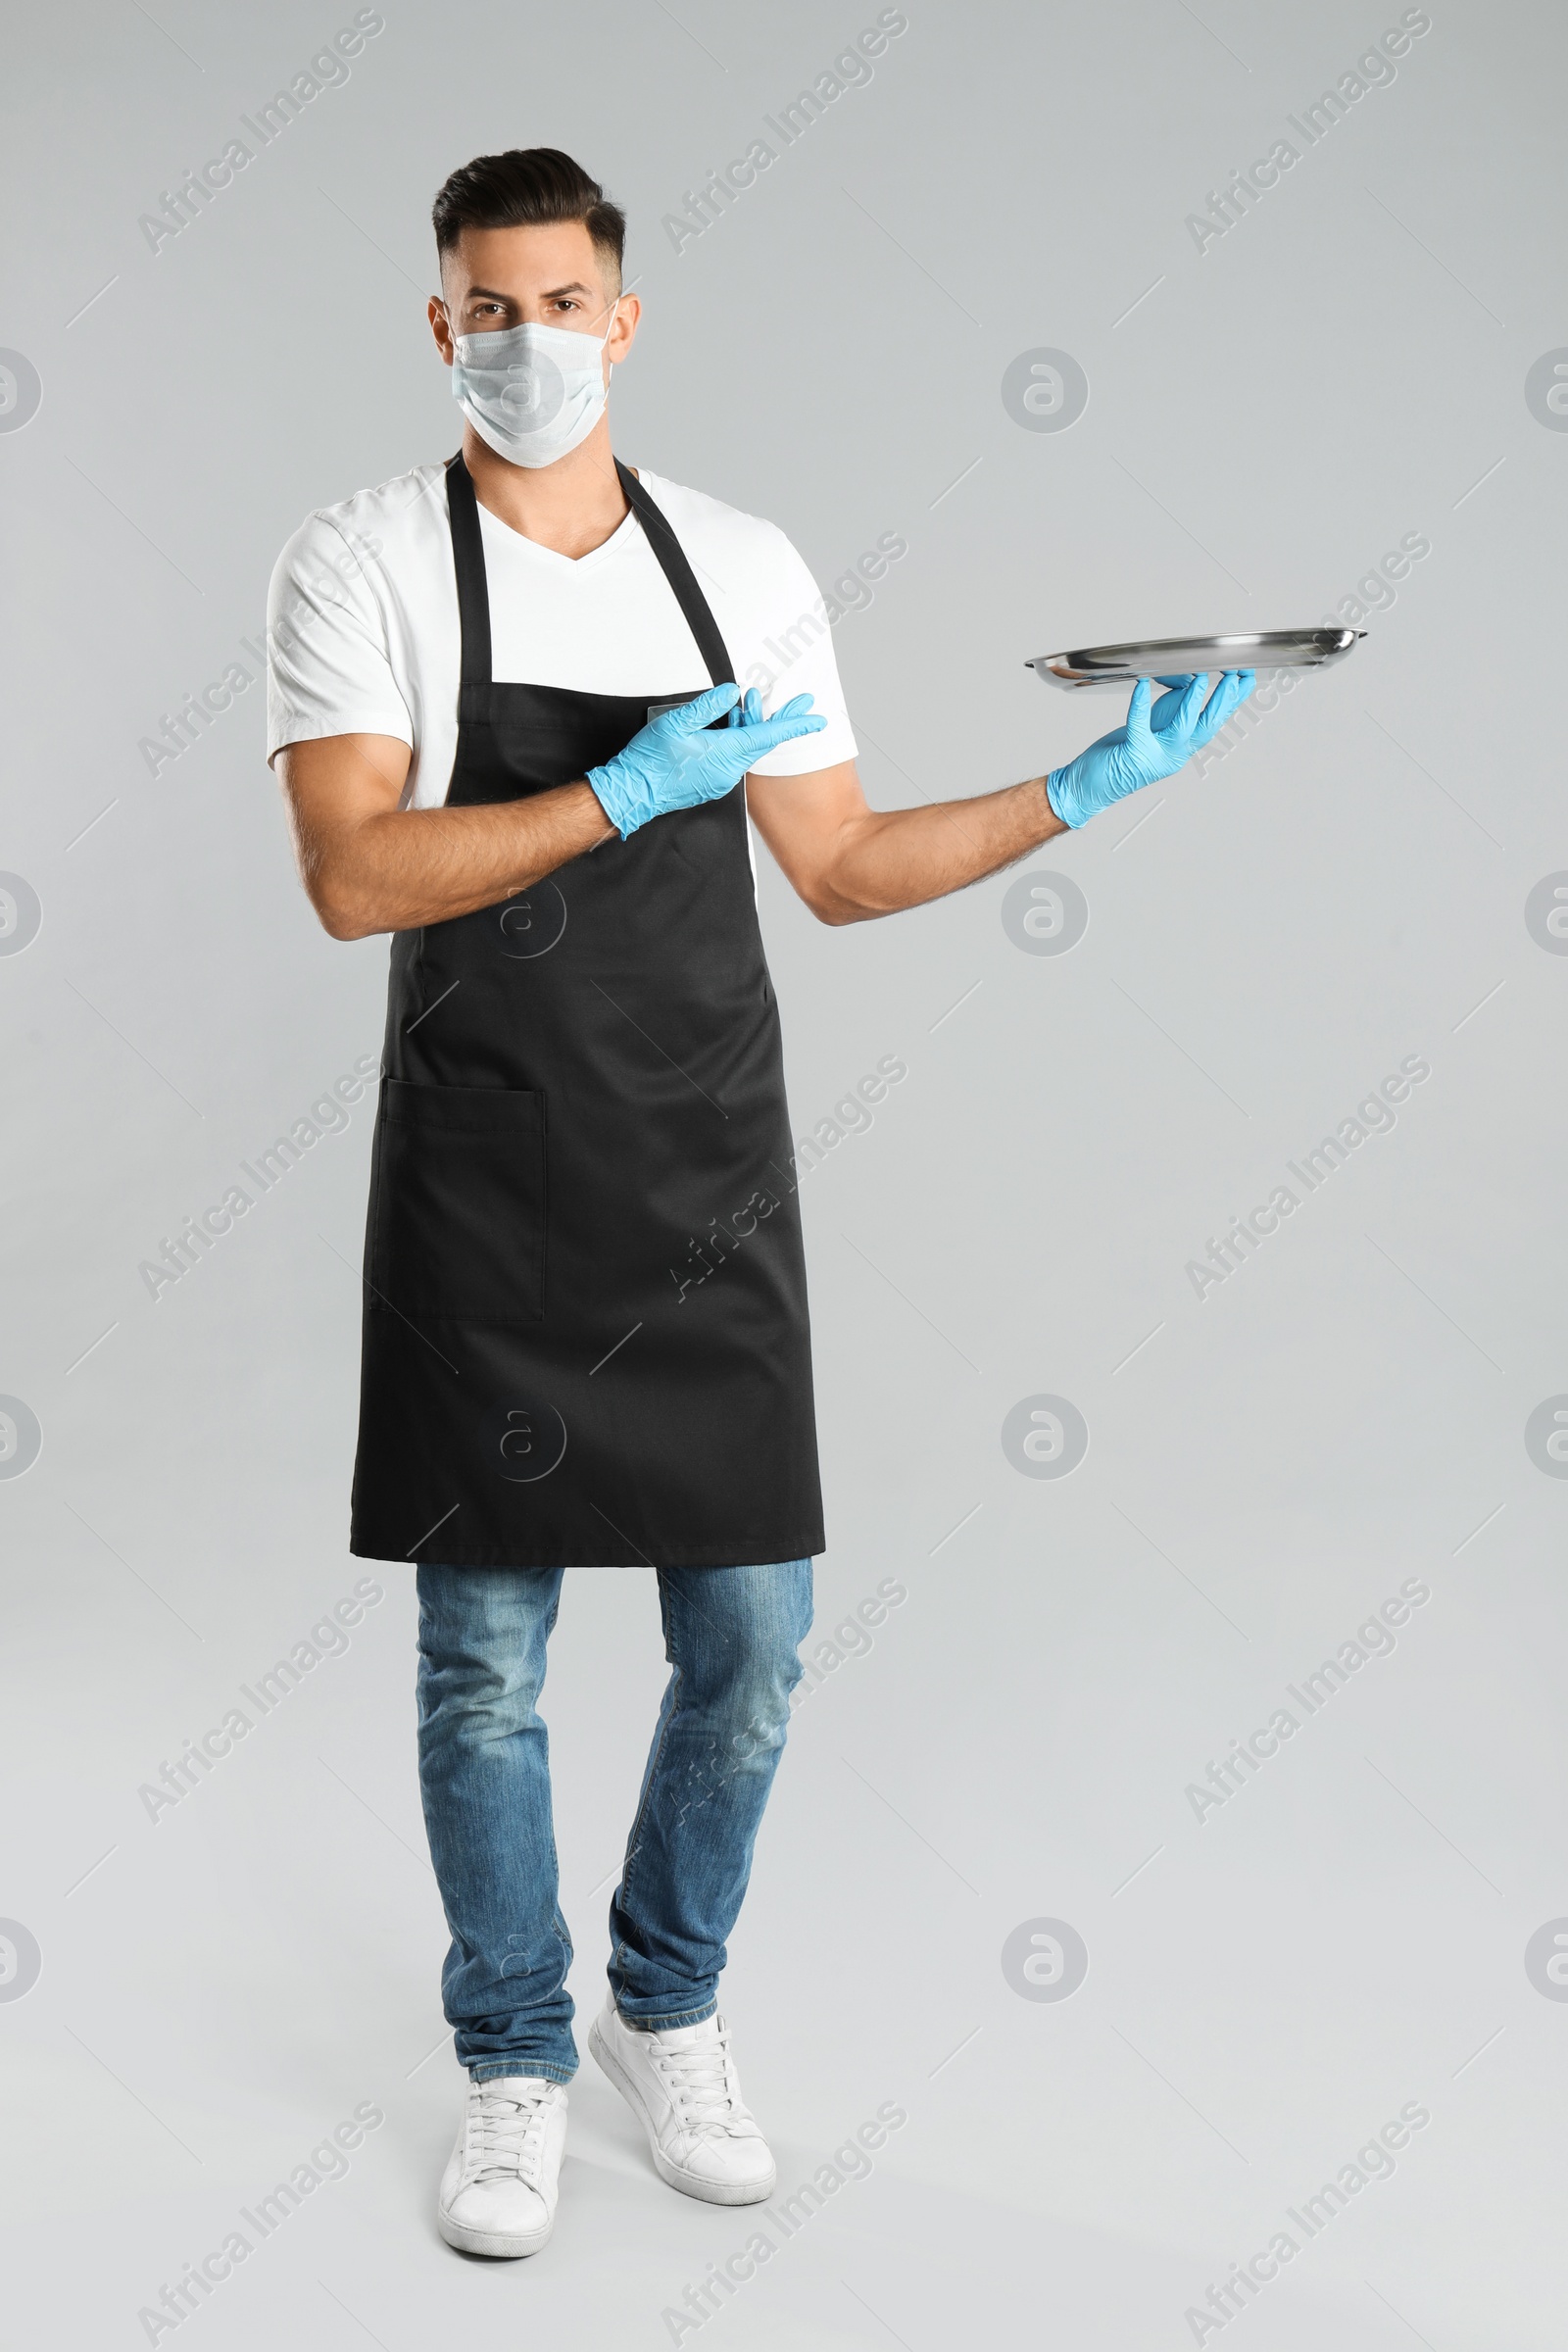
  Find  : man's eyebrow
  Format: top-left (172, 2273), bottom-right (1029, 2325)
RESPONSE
top-left (463, 281), bottom-right (594, 302)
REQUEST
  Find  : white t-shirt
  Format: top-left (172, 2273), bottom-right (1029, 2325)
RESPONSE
top-left (265, 462), bottom-right (858, 809)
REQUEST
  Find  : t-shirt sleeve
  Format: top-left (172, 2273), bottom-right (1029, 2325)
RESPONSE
top-left (265, 513), bottom-right (413, 764)
top-left (741, 527), bottom-right (858, 779)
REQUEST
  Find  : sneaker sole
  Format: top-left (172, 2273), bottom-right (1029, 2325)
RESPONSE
top-left (587, 2016), bottom-right (777, 2207)
top-left (436, 2205), bottom-right (553, 2259)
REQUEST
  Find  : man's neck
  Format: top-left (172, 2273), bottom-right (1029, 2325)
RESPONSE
top-left (463, 416), bottom-right (631, 561)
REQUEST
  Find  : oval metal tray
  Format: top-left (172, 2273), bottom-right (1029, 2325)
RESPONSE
top-left (1027, 627), bottom-right (1363, 688)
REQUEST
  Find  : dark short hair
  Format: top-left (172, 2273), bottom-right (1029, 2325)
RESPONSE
top-left (431, 148), bottom-right (626, 288)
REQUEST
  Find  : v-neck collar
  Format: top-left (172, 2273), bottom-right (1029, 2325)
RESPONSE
top-left (473, 484), bottom-right (646, 575)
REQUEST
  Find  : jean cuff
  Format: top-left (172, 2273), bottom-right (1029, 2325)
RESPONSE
top-left (467, 2060), bottom-right (576, 2086)
top-left (614, 1997), bottom-right (717, 2033)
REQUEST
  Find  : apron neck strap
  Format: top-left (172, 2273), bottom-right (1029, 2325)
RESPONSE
top-left (614, 461), bottom-right (736, 689)
top-left (445, 452), bottom-right (492, 687)
top-left (444, 452), bottom-right (738, 693)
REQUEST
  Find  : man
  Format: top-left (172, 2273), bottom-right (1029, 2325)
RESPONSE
top-left (269, 145), bottom-right (1251, 2260)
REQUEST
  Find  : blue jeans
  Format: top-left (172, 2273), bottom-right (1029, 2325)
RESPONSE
top-left (416, 1560), bottom-right (813, 2083)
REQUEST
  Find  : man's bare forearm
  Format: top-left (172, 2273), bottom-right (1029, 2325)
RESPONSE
top-left (810, 774), bottom-right (1065, 925)
top-left (307, 781), bottom-right (614, 938)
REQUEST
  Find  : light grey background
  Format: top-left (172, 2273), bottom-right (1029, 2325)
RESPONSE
top-left (3, 0), bottom-right (1566, 2343)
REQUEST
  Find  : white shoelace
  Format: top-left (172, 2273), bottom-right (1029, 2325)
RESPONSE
top-left (466, 2082), bottom-right (553, 2185)
top-left (654, 2030), bottom-right (746, 2135)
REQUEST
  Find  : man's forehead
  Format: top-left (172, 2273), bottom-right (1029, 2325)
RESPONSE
top-left (442, 220), bottom-right (603, 285)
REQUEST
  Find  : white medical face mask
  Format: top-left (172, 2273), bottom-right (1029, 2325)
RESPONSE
top-left (449, 303), bottom-right (618, 469)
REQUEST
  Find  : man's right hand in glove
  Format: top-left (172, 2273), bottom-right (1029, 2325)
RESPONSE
top-left (587, 682), bottom-right (827, 840)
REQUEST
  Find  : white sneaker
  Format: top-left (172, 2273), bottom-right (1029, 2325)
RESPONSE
top-left (436, 2075), bottom-right (568, 2257)
top-left (588, 1996), bottom-right (776, 2206)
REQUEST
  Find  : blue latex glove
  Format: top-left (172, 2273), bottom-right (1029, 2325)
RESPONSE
top-left (588, 681), bottom-right (827, 839)
top-left (1045, 669), bottom-right (1256, 829)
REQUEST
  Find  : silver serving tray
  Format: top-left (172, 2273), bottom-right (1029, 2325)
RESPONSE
top-left (1027, 628), bottom-right (1363, 688)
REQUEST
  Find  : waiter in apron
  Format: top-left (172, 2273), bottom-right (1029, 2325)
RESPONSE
top-left (269, 146), bottom-right (1253, 2262)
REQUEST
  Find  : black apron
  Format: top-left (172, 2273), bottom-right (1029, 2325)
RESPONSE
top-left (348, 455), bottom-right (823, 1569)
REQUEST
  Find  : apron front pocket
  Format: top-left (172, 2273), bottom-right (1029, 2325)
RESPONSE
top-left (370, 1080), bottom-right (546, 1325)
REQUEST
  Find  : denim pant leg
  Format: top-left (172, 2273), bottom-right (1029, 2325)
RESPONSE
top-left (608, 1559), bottom-right (813, 2028)
top-left (416, 1564), bottom-right (576, 2084)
